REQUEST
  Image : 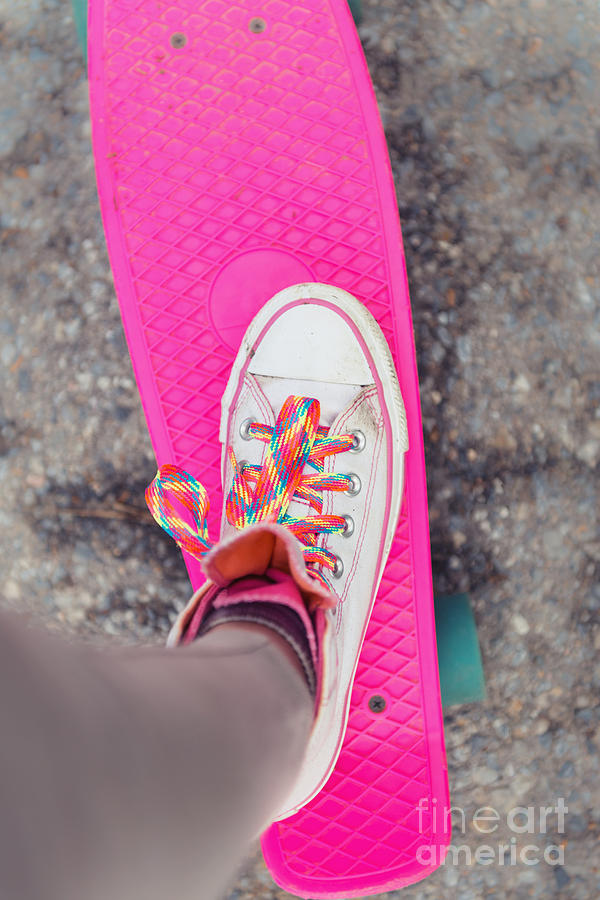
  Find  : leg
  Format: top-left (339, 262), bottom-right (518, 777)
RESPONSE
top-left (0, 606), bottom-right (312, 900)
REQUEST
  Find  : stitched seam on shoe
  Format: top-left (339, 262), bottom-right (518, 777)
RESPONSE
top-left (328, 388), bottom-right (384, 621)
top-left (340, 426), bottom-right (382, 608)
top-left (246, 372), bottom-right (275, 430)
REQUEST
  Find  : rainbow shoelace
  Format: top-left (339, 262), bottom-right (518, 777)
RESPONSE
top-left (145, 395), bottom-right (360, 589)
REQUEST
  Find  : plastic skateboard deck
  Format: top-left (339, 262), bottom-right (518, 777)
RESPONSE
top-left (88, 0), bottom-right (450, 895)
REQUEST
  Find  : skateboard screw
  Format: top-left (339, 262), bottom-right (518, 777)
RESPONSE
top-left (170, 32), bottom-right (187, 49)
top-left (369, 695), bottom-right (386, 713)
top-left (249, 17), bottom-right (267, 34)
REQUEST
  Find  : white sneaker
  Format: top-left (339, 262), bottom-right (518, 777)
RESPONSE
top-left (149, 282), bottom-right (408, 819)
top-left (216, 283), bottom-right (408, 818)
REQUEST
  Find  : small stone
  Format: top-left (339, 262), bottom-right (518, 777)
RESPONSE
top-left (512, 374), bottom-right (531, 393)
top-left (491, 424), bottom-right (517, 452)
top-left (430, 342), bottom-right (445, 364)
top-left (0, 319), bottom-right (15, 336)
top-left (558, 760), bottom-right (575, 777)
top-left (64, 319), bottom-right (81, 340)
top-left (577, 440), bottom-right (600, 468)
top-left (380, 34), bottom-right (395, 55)
top-left (513, 124), bottom-right (541, 154)
top-left (452, 530), bottom-right (467, 549)
top-left (76, 371), bottom-right (93, 391)
top-left (473, 766), bottom-right (498, 786)
top-left (456, 335), bottom-right (471, 363)
top-left (534, 718), bottom-right (550, 735)
top-left (507, 700), bottom-right (524, 723)
top-left (553, 865), bottom-right (571, 889)
top-left (576, 277), bottom-right (594, 309)
top-left (527, 35), bottom-right (543, 54)
top-left (25, 473), bottom-right (46, 489)
top-left (512, 613), bottom-right (530, 635)
top-left (470, 733), bottom-right (487, 752)
top-left (1, 345), bottom-right (16, 366)
top-left (584, 543), bottom-right (600, 563)
top-left (3, 579), bottom-right (20, 601)
top-left (493, 719), bottom-right (511, 739)
top-left (481, 68), bottom-right (501, 89)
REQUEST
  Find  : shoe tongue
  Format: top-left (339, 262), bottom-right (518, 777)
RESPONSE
top-left (255, 375), bottom-right (361, 427)
top-left (286, 494), bottom-right (311, 527)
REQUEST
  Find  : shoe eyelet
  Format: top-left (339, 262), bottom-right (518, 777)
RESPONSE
top-left (342, 514), bottom-right (354, 538)
top-left (332, 556), bottom-right (344, 579)
top-left (239, 418), bottom-right (254, 441)
top-left (237, 459), bottom-right (248, 472)
top-left (349, 430), bottom-right (366, 453)
top-left (345, 473), bottom-right (361, 496)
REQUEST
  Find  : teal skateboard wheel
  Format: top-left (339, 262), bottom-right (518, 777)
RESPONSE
top-left (71, 0), bottom-right (87, 58)
top-left (347, 0), bottom-right (364, 25)
top-left (435, 593), bottom-right (486, 707)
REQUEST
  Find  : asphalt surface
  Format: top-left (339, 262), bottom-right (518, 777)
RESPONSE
top-left (0, 0), bottom-right (598, 898)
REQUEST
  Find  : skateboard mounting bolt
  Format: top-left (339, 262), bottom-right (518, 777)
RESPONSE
top-left (249, 17), bottom-right (267, 34)
top-left (170, 32), bottom-right (187, 49)
top-left (369, 695), bottom-right (386, 713)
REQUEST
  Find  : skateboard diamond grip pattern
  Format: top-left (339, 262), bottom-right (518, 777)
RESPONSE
top-left (89, 0), bottom-right (449, 895)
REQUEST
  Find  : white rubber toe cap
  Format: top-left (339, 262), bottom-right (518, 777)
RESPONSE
top-left (247, 287), bottom-right (373, 385)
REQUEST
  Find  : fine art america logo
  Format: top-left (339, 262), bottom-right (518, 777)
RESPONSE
top-left (416, 798), bottom-right (568, 867)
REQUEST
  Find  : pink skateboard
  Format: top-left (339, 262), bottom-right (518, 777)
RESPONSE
top-left (89, 0), bottom-right (450, 895)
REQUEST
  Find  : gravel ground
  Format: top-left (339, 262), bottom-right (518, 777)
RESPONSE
top-left (0, 0), bottom-right (598, 898)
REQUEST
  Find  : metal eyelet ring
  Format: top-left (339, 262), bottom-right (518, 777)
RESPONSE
top-left (239, 418), bottom-right (254, 441)
top-left (237, 459), bottom-right (248, 473)
top-left (345, 473), bottom-right (361, 496)
top-left (332, 556), bottom-right (344, 579)
top-left (349, 429), bottom-right (366, 453)
top-left (342, 514), bottom-right (354, 538)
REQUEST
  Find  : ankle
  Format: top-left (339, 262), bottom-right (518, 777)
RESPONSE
top-left (207, 622), bottom-right (311, 690)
